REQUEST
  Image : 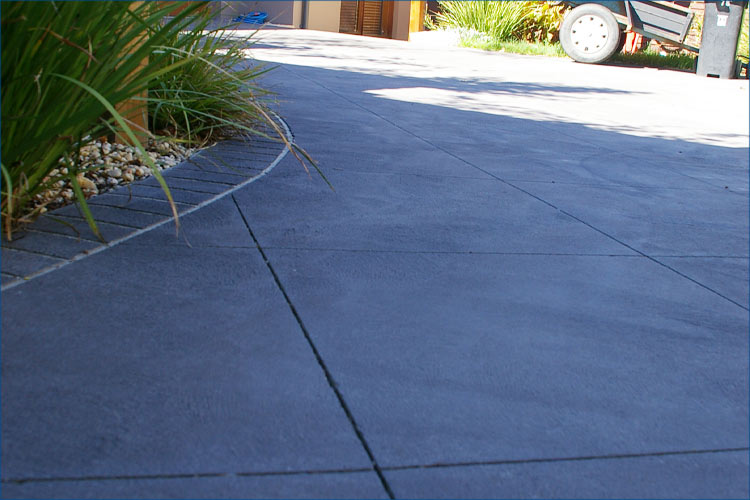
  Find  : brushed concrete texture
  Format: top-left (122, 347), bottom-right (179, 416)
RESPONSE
top-left (178, 156), bottom-right (267, 176)
top-left (3, 26), bottom-right (748, 498)
top-left (119, 196), bottom-right (256, 249)
top-left (454, 148), bottom-right (730, 189)
top-left (632, 154), bottom-right (750, 193)
top-left (1, 244), bottom-right (372, 480)
top-left (233, 160), bottom-right (632, 255)
top-left (162, 167), bottom-right (252, 184)
top-left (658, 256), bottom-right (749, 308)
top-left (513, 181), bottom-right (749, 257)
top-left (122, 184), bottom-right (214, 206)
top-left (139, 175), bottom-right (230, 194)
top-left (384, 450), bottom-right (750, 499)
top-left (261, 249), bottom-right (748, 467)
top-left (307, 145), bottom-right (492, 180)
top-left (86, 192), bottom-right (195, 217)
top-left (15, 215), bottom-right (135, 243)
top-left (1, 471), bottom-right (388, 500)
top-left (50, 202), bottom-right (167, 229)
top-left (0, 247), bottom-right (63, 277)
top-left (0, 228), bottom-right (101, 259)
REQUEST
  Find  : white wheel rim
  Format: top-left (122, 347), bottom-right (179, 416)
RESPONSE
top-left (570, 14), bottom-right (611, 55)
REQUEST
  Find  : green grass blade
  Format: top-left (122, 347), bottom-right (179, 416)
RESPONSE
top-left (51, 72), bottom-right (180, 232)
top-left (68, 170), bottom-right (103, 242)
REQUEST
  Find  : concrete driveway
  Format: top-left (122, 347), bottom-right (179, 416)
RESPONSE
top-left (2, 28), bottom-right (748, 498)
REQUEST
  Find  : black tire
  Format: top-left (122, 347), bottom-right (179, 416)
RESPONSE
top-left (559, 4), bottom-right (622, 64)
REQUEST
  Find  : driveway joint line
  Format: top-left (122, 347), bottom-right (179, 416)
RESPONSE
top-left (1, 114), bottom-right (291, 292)
top-left (557, 208), bottom-right (750, 311)
top-left (532, 117), bottom-right (745, 193)
top-left (104, 190), bottom-right (200, 206)
top-left (320, 80), bottom-right (749, 309)
top-left (337, 89), bottom-right (750, 311)
top-left (0, 245), bottom-right (67, 261)
top-left (1, 467), bottom-right (375, 485)
top-left (24, 227), bottom-right (105, 243)
top-left (329, 167), bottom-right (492, 181)
top-left (649, 254), bottom-right (749, 259)
top-left (85, 201), bottom-right (191, 215)
top-left (37, 213), bottom-right (144, 230)
top-left (381, 447), bottom-right (750, 472)
top-left (505, 178), bottom-right (736, 191)
top-left (262, 246), bottom-right (643, 257)
top-left (232, 194), bottom-right (395, 500)
top-left (163, 174), bottom-right (238, 186)
top-left (138, 184), bottom-right (226, 195)
top-left (280, 66), bottom-right (565, 213)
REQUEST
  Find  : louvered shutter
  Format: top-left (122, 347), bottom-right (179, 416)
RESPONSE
top-left (339, 1), bottom-right (358, 34)
top-left (361, 1), bottom-right (383, 36)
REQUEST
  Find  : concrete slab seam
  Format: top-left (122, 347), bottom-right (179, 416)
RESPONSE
top-left (259, 246), bottom-right (643, 257)
top-left (277, 66), bottom-right (566, 211)
top-left (2, 448), bottom-right (747, 485)
top-left (280, 64), bottom-right (749, 311)
top-left (556, 207), bottom-right (750, 311)
top-left (41, 213), bottom-right (142, 230)
top-left (231, 195), bottom-right (395, 500)
top-left (379, 447), bottom-right (750, 472)
top-left (0, 113), bottom-right (292, 293)
top-left (532, 118), bottom-right (747, 193)
top-left (1, 245), bottom-right (67, 262)
top-left (2, 467), bottom-right (375, 486)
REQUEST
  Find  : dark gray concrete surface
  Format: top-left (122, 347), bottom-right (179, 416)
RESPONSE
top-left (2, 28), bottom-right (748, 499)
top-left (1, 471), bottom-right (387, 500)
top-left (2, 239), bottom-right (372, 479)
top-left (384, 450), bottom-right (750, 499)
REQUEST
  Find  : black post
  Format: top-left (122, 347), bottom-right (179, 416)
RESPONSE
top-left (697, 0), bottom-right (746, 78)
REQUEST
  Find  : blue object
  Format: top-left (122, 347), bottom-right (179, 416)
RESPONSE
top-left (233, 11), bottom-right (267, 24)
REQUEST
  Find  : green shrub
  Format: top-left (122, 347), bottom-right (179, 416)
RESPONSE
top-left (738, 3), bottom-right (749, 63)
top-left (434, 1), bottom-right (530, 42)
top-left (149, 13), bottom-right (272, 146)
top-left (432, 1), bottom-right (567, 43)
top-left (1, 1), bottom-right (204, 239)
top-left (1, 1), bottom-right (320, 240)
top-left (522, 1), bottom-right (567, 43)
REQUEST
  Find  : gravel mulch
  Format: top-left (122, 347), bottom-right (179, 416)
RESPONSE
top-left (32, 139), bottom-right (203, 216)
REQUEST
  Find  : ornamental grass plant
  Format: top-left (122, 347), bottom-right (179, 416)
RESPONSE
top-left (430, 1), bottom-right (566, 44)
top-left (432, 1), bottom-right (531, 42)
top-left (1, 1), bottom-right (200, 240)
top-left (1, 1), bottom-right (318, 241)
top-left (148, 13), bottom-right (274, 146)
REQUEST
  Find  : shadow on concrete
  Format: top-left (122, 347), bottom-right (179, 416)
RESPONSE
top-left (1, 44), bottom-right (748, 500)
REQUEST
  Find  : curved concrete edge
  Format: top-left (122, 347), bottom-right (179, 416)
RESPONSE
top-left (1, 114), bottom-right (292, 292)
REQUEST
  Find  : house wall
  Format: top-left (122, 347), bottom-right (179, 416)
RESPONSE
top-left (392, 0), bottom-right (411, 41)
top-left (305, 1), bottom-right (342, 32)
top-left (221, 1), bottom-right (418, 39)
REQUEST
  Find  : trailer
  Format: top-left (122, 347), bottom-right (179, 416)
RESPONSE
top-left (559, 1), bottom-right (698, 63)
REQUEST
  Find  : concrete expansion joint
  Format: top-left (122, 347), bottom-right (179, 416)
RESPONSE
top-left (1, 467), bottom-right (377, 486)
top-left (0, 112), bottom-right (293, 292)
top-left (165, 175), bottom-right (236, 187)
top-left (382, 446), bottom-right (750, 472)
top-left (232, 194), bottom-right (395, 499)
top-left (552, 208), bottom-right (750, 311)
top-left (5, 447), bottom-right (745, 486)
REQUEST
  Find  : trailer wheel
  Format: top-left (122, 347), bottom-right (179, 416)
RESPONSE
top-left (560, 4), bottom-right (622, 63)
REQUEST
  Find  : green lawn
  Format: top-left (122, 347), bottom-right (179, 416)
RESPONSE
top-left (459, 37), bottom-right (697, 72)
